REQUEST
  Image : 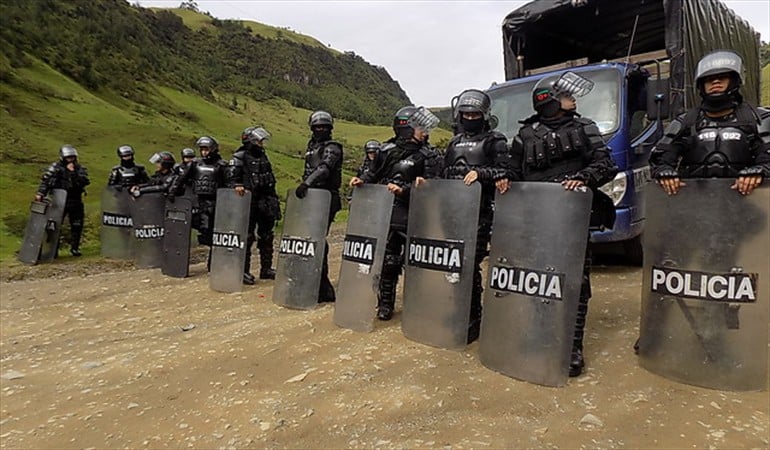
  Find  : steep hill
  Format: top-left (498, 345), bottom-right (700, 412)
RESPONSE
top-left (0, 0), bottom-right (410, 125)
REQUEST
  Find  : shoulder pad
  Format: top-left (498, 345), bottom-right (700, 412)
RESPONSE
top-left (581, 122), bottom-right (602, 137)
top-left (663, 118), bottom-right (685, 137)
top-left (489, 130), bottom-right (508, 141)
top-left (232, 150), bottom-right (246, 160)
top-left (325, 140), bottom-right (343, 151)
top-left (111, 165), bottom-right (122, 170)
top-left (380, 143), bottom-right (397, 153)
top-left (135, 164), bottom-right (145, 170)
top-left (216, 159), bottom-right (229, 167)
top-left (574, 117), bottom-right (595, 126)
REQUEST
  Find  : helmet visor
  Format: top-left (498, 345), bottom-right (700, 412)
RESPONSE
top-left (553, 71), bottom-right (594, 98)
top-left (408, 107), bottom-right (440, 133)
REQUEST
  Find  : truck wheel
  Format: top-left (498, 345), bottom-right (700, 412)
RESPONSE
top-left (623, 235), bottom-right (644, 266)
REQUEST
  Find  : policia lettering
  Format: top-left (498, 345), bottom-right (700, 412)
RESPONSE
top-left (212, 232), bottom-right (245, 249)
top-left (651, 266), bottom-right (757, 302)
top-left (407, 237), bottom-right (464, 273)
top-left (489, 266), bottom-right (564, 300)
top-left (342, 235), bottom-right (376, 265)
top-left (102, 213), bottom-right (132, 228)
top-left (280, 237), bottom-right (317, 258)
top-left (134, 226), bottom-right (164, 239)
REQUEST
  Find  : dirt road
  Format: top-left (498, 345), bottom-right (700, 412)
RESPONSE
top-left (1, 237), bottom-right (768, 449)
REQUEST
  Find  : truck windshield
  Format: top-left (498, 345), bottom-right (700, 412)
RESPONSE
top-left (488, 69), bottom-right (620, 140)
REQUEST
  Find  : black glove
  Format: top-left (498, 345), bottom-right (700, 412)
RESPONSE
top-left (295, 183), bottom-right (309, 199)
top-left (655, 169), bottom-right (679, 180)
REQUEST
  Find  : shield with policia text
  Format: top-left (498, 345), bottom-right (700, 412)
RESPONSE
top-left (100, 186), bottom-right (134, 259)
top-left (18, 189), bottom-right (67, 265)
top-left (402, 179), bottom-right (481, 349)
top-left (209, 189), bottom-right (251, 293)
top-left (334, 184), bottom-right (394, 332)
top-left (129, 192), bottom-right (166, 269)
top-left (162, 195), bottom-right (194, 278)
top-left (273, 188), bottom-right (331, 310)
top-left (638, 180), bottom-right (769, 391)
top-left (479, 182), bottom-right (592, 387)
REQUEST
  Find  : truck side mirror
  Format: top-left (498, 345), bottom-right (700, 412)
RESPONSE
top-left (647, 78), bottom-right (670, 121)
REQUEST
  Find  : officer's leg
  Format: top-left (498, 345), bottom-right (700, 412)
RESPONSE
top-left (318, 206), bottom-right (338, 303)
top-left (570, 242), bottom-right (592, 377)
top-left (468, 207), bottom-right (492, 343)
top-left (68, 202), bottom-right (85, 256)
top-left (242, 202), bottom-right (259, 285)
top-left (198, 203), bottom-right (214, 271)
top-left (377, 229), bottom-right (405, 321)
top-left (256, 217), bottom-right (276, 279)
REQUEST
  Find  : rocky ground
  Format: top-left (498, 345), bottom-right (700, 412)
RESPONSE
top-left (1, 231), bottom-right (768, 449)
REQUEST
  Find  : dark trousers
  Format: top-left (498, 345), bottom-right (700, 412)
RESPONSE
top-left (244, 201), bottom-right (276, 273)
top-left (63, 201), bottom-right (84, 250)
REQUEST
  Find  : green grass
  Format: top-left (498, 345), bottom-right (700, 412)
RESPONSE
top-left (761, 63), bottom-right (769, 106)
top-left (0, 53), bottom-right (451, 265)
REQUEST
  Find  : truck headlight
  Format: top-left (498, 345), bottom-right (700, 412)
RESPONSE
top-left (599, 172), bottom-right (627, 206)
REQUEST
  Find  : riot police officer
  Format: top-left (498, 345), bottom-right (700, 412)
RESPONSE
top-left (356, 140), bottom-right (381, 178)
top-left (350, 105), bottom-right (442, 320)
top-left (131, 152), bottom-right (177, 197)
top-left (296, 111), bottom-right (343, 302)
top-left (35, 145), bottom-right (90, 256)
top-left (650, 50), bottom-right (770, 195)
top-left (511, 72), bottom-right (618, 376)
top-left (170, 136), bottom-right (228, 262)
top-left (230, 127), bottom-right (282, 284)
top-left (440, 89), bottom-right (511, 342)
top-left (107, 145), bottom-right (150, 190)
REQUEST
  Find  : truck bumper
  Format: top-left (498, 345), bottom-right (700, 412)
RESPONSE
top-left (590, 207), bottom-right (644, 243)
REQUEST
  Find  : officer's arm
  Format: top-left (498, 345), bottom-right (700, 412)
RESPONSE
top-left (107, 167), bottom-right (120, 187)
top-left (36, 163), bottom-right (59, 197)
top-left (649, 118), bottom-right (687, 179)
top-left (508, 135), bottom-right (525, 181)
top-left (226, 153), bottom-right (245, 188)
top-left (304, 144), bottom-right (341, 187)
top-left (745, 109), bottom-right (770, 178)
top-left (76, 166), bottom-right (90, 188)
top-left (574, 123), bottom-right (618, 188)
top-left (475, 135), bottom-right (511, 182)
top-left (168, 162), bottom-right (192, 196)
top-left (423, 148), bottom-right (442, 180)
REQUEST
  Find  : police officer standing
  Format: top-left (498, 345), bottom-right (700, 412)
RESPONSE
top-left (230, 127), bottom-right (282, 285)
top-left (510, 73), bottom-right (618, 376)
top-left (440, 89), bottom-right (511, 342)
top-left (131, 152), bottom-right (178, 198)
top-left (650, 50), bottom-right (770, 195)
top-left (350, 105), bottom-right (442, 320)
top-left (170, 136), bottom-right (228, 265)
top-left (35, 145), bottom-right (90, 256)
top-left (108, 145), bottom-right (150, 191)
top-left (357, 140), bottom-right (381, 178)
top-left (295, 111), bottom-right (343, 302)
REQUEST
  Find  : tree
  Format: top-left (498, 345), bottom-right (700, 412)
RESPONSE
top-left (179, 1), bottom-right (198, 12)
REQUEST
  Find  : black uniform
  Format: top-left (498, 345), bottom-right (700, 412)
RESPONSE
top-left (170, 155), bottom-right (228, 247)
top-left (108, 160), bottom-right (150, 190)
top-left (511, 111), bottom-right (618, 374)
top-left (300, 136), bottom-right (343, 301)
top-left (229, 143), bottom-right (282, 278)
top-left (650, 104), bottom-right (770, 180)
top-left (135, 169), bottom-right (177, 196)
top-left (356, 157), bottom-right (376, 178)
top-left (441, 128), bottom-right (510, 336)
top-left (361, 137), bottom-right (442, 317)
top-left (36, 159), bottom-right (90, 253)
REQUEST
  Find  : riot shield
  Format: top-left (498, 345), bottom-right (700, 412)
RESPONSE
top-left (18, 189), bottom-right (67, 265)
top-left (162, 196), bottom-right (193, 278)
top-left (638, 180), bottom-right (769, 391)
top-left (479, 182), bottom-right (592, 387)
top-left (209, 189), bottom-right (251, 293)
top-left (402, 179), bottom-right (481, 350)
top-left (129, 192), bottom-right (166, 269)
top-left (273, 188), bottom-right (331, 310)
top-left (334, 185), bottom-right (394, 332)
top-left (100, 186), bottom-right (134, 259)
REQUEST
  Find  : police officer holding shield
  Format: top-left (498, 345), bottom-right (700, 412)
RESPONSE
top-left (440, 89), bottom-right (511, 342)
top-left (230, 127), bottom-right (282, 285)
top-left (35, 145), bottom-right (90, 256)
top-left (108, 145), bottom-right (150, 191)
top-left (131, 152), bottom-right (177, 198)
top-left (650, 50), bottom-right (770, 195)
top-left (511, 72), bottom-right (618, 376)
top-left (296, 111), bottom-right (343, 302)
top-left (350, 106), bottom-right (442, 320)
top-left (357, 140), bottom-right (381, 178)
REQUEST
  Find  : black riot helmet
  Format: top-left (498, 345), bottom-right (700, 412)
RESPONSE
top-left (532, 71), bottom-right (594, 117)
top-left (241, 127), bottom-right (255, 144)
top-left (149, 151), bottom-right (175, 170)
top-left (196, 136), bottom-right (219, 155)
top-left (59, 144), bottom-right (78, 161)
top-left (364, 140), bottom-right (381, 154)
top-left (247, 127), bottom-right (271, 146)
top-left (695, 50), bottom-right (744, 111)
top-left (117, 145), bottom-right (135, 158)
top-left (392, 105), bottom-right (440, 140)
top-left (180, 147), bottom-right (195, 159)
top-left (452, 89), bottom-right (492, 133)
top-left (309, 111), bottom-right (334, 129)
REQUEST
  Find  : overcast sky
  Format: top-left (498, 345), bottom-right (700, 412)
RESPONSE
top-left (137, 0), bottom-right (770, 107)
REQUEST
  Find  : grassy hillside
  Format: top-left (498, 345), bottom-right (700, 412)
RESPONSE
top-left (0, 53), bottom-right (451, 264)
top-left (762, 63), bottom-right (769, 106)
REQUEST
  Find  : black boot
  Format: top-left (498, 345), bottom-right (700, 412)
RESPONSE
top-left (70, 226), bottom-right (82, 257)
top-left (467, 270), bottom-right (483, 344)
top-left (377, 277), bottom-right (397, 321)
top-left (569, 296), bottom-right (589, 377)
top-left (243, 272), bottom-right (256, 285)
top-left (258, 238), bottom-right (276, 279)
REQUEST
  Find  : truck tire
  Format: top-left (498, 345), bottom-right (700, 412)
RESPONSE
top-left (623, 235), bottom-right (644, 266)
